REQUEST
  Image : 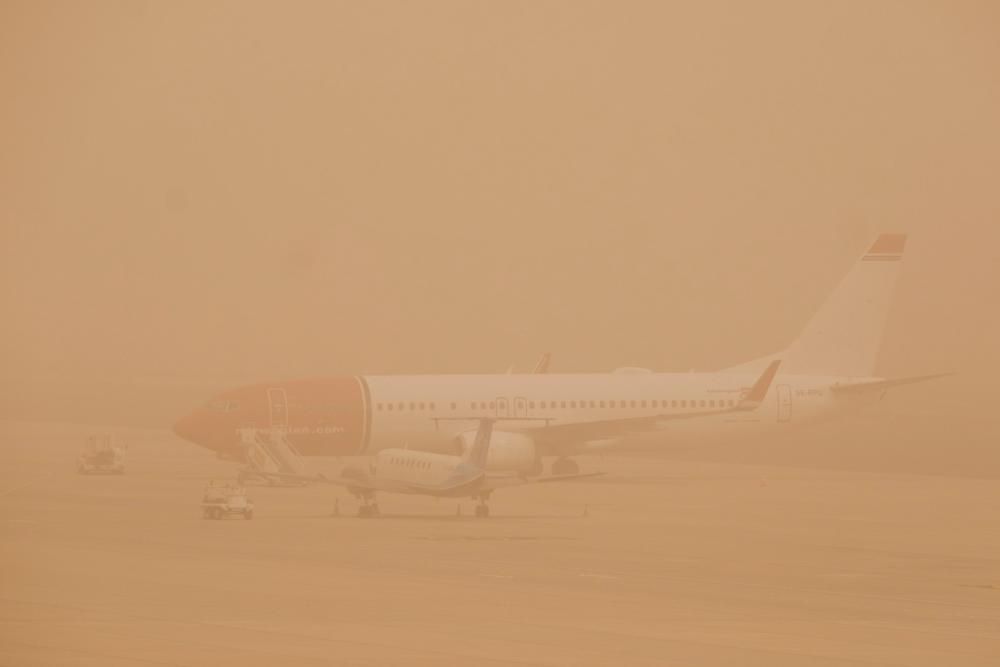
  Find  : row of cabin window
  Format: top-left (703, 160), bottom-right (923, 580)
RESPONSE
top-left (375, 398), bottom-right (736, 412)
top-left (392, 457), bottom-right (431, 470)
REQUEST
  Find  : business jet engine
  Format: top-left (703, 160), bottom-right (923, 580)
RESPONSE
top-left (453, 429), bottom-right (540, 476)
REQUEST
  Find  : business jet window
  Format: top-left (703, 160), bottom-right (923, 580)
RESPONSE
top-left (451, 402), bottom-right (457, 410)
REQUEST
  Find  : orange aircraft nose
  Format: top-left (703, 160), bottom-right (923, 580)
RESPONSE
top-left (172, 412), bottom-right (202, 445)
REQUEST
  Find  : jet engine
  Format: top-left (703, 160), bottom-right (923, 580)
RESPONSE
top-left (453, 429), bottom-right (539, 475)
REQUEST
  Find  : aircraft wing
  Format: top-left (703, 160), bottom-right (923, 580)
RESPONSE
top-left (525, 360), bottom-right (781, 443)
top-left (251, 469), bottom-right (387, 491)
top-left (830, 373), bottom-right (953, 395)
top-left (481, 471), bottom-right (605, 491)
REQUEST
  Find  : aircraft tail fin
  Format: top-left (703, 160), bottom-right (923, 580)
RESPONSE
top-left (728, 233), bottom-right (907, 377)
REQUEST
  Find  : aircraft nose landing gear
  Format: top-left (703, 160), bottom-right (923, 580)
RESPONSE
top-left (474, 493), bottom-right (491, 518)
top-left (357, 495), bottom-right (380, 518)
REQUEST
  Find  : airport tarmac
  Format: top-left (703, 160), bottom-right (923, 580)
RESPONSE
top-left (1, 421), bottom-right (998, 666)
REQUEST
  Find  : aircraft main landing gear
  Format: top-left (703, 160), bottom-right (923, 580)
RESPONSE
top-left (551, 458), bottom-right (580, 476)
top-left (357, 497), bottom-right (380, 518)
top-left (474, 493), bottom-right (491, 518)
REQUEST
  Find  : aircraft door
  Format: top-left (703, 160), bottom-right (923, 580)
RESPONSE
top-left (513, 396), bottom-right (528, 418)
top-left (777, 385), bottom-right (792, 423)
top-left (267, 388), bottom-right (289, 429)
top-left (495, 396), bottom-right (528, 417)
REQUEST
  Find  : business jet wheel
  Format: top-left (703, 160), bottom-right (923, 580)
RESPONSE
top-left (358, 504), bottom-right (380, 519)
top-left (552, 458), bottom-right (579, 476)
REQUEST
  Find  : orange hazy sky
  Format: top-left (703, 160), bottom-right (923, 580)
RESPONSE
top-left (2, 2), bottom-right (998, 428)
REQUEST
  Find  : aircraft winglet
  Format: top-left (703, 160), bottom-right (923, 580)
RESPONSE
top-left (737, 360), bottom-right (781, 410)
top-left (532, 352), bottom-right (552, 374)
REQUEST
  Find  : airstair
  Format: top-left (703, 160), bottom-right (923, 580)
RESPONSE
top-left (237, 427), bottom-right (306, 485)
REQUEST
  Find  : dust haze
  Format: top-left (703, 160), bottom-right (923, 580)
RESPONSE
top-left (2, 2), bottom-right (1000, 665)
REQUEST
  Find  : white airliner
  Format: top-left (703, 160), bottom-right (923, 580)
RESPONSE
top-left (235, 364), bottom-right (780, 516)
top-left (173, 233), bottom-right (945, 475)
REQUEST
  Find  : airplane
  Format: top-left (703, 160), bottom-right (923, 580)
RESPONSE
top-left (173, 233), bottom-right (947, 476)
top-left (262, 365), bottom-right (778, 518)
